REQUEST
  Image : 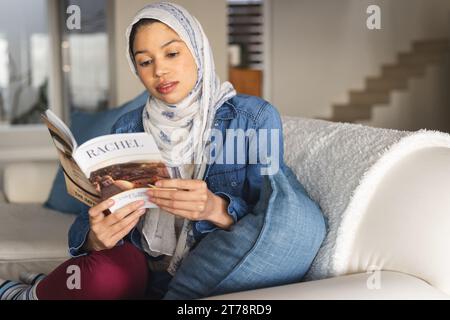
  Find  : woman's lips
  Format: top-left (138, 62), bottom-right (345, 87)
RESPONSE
top-left (156, 81), bottom-right (178, 94)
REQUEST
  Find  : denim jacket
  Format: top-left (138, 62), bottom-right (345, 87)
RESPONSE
top-left (68, 94), bottom-right (286, 257)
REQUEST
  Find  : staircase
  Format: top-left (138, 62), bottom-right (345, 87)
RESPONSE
top-left (325, 39), bottom-right (450, 123)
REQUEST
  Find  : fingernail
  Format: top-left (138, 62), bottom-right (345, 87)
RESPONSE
top-left (137, 208), bottom-right (146, 214)
top-left (155, 181), bottom-right (162, 187)
top-left (108, 199), bottom-right (114, 205)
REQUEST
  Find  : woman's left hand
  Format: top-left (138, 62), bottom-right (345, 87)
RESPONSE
top-left (146, 179), bottom-right (234, 229)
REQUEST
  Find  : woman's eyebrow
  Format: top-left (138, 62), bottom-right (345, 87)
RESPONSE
top-left (161, 39), bottom-right (182, 48)
top-left (134, 39), bottom-right (183, 57)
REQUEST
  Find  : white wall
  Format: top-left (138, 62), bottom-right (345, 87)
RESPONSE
top-left (270, 0), bottom-right (450, 125)
top-left (112, 0), bottom-right (227, 106)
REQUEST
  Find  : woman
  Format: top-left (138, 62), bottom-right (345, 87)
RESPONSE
top-left (0, 2), bottom-right (321, 300)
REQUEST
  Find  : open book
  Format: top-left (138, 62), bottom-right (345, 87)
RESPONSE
top-left (41, 109), bottom-right (179, 213)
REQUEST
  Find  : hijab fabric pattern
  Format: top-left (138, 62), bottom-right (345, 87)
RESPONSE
top-left (126, 2), bottom-right (236, 275)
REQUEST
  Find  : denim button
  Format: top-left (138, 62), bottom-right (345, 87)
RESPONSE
top-left (214, 121), bottom-right (219, 127)
top-left (231, 181), bottom-right (237, 187)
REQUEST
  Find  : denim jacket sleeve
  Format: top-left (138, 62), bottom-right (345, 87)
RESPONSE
top-left (194, 102), bottom-right (285, 235)
top-left (68, 209), bottom-right (91, 257)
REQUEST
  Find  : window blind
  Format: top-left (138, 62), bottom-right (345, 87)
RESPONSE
top-left (228, 0), bottom-right (263, 70)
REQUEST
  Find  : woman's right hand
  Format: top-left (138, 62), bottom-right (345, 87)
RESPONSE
top-left (84, 199), bottom-right (147, 252)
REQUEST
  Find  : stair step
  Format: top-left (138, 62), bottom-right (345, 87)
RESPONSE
top-left (366, 77), bottom-right (408, 91)
top-left (332, 104), bottom-right (372, 122)
top-left (413, 39), bottom-right (450, 53)
top-left (398, 52), bottom-right (447, 66)
top-left (349, 91), bottom-right (389, 105)
top-left (381, 64), bottom-right (425, 78)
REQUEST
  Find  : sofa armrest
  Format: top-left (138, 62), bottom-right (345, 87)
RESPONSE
top-left (206, 272), bottom-right (448, 300)
top-left (3, 161), bottom-right (59, 204)
top-left (339, 147), bottom-right (450, 296)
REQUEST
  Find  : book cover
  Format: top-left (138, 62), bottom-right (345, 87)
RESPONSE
top-left (41, 109), bottom-right (178, 213)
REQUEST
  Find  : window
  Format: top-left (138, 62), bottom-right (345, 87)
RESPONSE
top-left (0, 0), bottom-right (49, 125)
top-left (0, 0), bottom-right (111, 126)
top-left (60, 0), bottom-right (110, 114)
top-left (0, 34), bottom-right (9, 121)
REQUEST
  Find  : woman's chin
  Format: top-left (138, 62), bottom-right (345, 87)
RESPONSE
top-left (158, 94), bottom-right (183, 105)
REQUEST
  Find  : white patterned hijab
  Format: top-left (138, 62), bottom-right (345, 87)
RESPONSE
top-left (126, 2), bottom-right (236, 275)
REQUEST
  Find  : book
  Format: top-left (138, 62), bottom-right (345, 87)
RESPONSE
top-left (41, 109), bottom-right (180, 214)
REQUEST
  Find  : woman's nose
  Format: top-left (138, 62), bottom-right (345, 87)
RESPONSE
top-left (154, 60), bottom-right (169, 78)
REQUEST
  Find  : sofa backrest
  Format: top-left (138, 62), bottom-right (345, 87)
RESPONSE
top-left (281, 115), bottom-right (450, 296)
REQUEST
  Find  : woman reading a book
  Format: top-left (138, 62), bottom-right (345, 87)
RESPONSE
top-left (0, 2), bottom-right (325, 300)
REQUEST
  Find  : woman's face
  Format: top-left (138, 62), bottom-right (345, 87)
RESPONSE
top-left (133, 22), bottom-right (198, 104)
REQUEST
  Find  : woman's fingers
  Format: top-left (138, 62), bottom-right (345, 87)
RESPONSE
top-left (110, 216), bottom-right (142, 246)
top-left (147, 188), bottom-right (207, 202)
top-left (88, 199), bottom-right (115, 223)
top-left (88, 200), bottom-right (147, 250)
top-left (149, 197), bottom-right (206, 212)
top-left (157, 205), bottom-right (201, 220)
top-left (104, 200), bottom-right (145, 226)
top-left (155, 179), bottom-right (207, 191)
top-left (109, 207), bottom-right (147, 234)
top-left (148, 179), bottom-right (213, 219)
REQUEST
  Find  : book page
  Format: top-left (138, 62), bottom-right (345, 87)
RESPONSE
top-left (63, 171), bottom-right (100, 207)
top-left (73, 132), bottom-right (179, 213)
top-left (41, 110), bottom-right (100, 207)
top-left (41, 114), bottom-right (75, 155)
top-left (41, 110), bottom-right (77, 150)
top-left (73, 132), bottom-right (161, 177)
top-left (53, 140), bottom-right (101, 207)
top-left (96, 163), bottom-right (179, 213)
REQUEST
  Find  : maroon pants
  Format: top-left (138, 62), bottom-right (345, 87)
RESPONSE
top-left (36, 242), bottom-right (149, 300)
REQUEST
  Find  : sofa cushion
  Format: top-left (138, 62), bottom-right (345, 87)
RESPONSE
top-left (163, 166), bottom-right (326, 299)
top-left (44, 91), bottom-right (149, 214)
top-left (3, 162), bottom-right (58, 204)
top-left (0, 202), bottom-right (76, 280)
top-left (0, 202), bottom-right (76, 260)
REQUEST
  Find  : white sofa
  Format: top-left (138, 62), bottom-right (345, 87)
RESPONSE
top-left (0, 162), bottom-right (75, 281)
top-left (1, 116), bottom-right (450, 300)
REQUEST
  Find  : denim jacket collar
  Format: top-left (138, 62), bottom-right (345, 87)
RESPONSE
top-left (214, 100), bottom-right (237, 120)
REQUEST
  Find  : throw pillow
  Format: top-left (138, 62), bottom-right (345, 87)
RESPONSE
top-left (44, 91), bottom-right (149, 214)
top-left (163, 165), bottom-right (327, 299)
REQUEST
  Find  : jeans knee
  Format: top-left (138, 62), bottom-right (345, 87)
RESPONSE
top-left (75, 254), bottom-right (147, 299)
top-left (37, 243), bottom-right (149, 300)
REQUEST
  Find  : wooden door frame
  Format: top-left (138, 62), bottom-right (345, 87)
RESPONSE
top-left (263, 0), bottom-right (272, 102)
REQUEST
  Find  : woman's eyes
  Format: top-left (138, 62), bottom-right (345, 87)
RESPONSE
top-left (138, 52), bottom-right (179, 67)
top-left (139, 60), bottom-right (153, 67)
top-left (167, 51), bottom-right (179, 58)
